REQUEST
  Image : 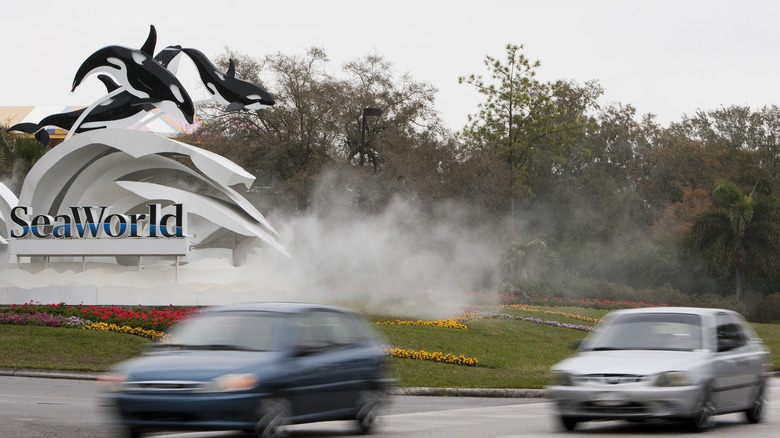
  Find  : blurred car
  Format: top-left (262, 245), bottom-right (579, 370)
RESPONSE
top-left (547, 307), bottom-right (771, 432)
top-left (99, 302), bottom-right (393, 438)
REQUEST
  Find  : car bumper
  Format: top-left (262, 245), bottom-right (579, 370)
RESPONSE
top-left (103, 391), bottom-right (269, 431)
top-left (548, 384), bottom-right (702, 420)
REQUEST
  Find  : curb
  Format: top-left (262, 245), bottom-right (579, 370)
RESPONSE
top-left (388, 386), bottom-right (547, 398)
top-left (0, 367), bottom-right (98, 381)
top-left (4, 368), bottom-right (775, 399)
top-left (1, 367), bottom-right (547, 398)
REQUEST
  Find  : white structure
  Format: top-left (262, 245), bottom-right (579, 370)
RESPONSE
top-left (1, 127), bottom-right (287, 260)
top-left (0, 128), bottom-right (289, 305)
top-left (0, 26), bottom-right (287, 305)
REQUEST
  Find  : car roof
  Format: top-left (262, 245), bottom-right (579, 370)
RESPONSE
top-left (201, 302), bottom-right (354, 315)
top-left (607, 306), bottom-right (737, 317)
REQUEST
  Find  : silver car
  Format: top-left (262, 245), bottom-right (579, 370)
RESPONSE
top-left (548, 307), bottom-right (771, 431)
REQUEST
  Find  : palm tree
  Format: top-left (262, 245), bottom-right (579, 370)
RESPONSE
top-left (0, 127), bottom-right (48, 194)
top-left (501, 236), bottom-right (558, 284)
top-left (0, 126), bottom-right (14, 178)
top-left (690, 181), bottom-right (780, 300)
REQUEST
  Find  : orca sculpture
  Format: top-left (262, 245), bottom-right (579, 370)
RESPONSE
top-left (9, 44), bottom-right (184, 146)
top-left (71, 25), bottom-right (194, 124)
top-left (9, 25), bottom-right (277, 147)
top-left (182, 47), bottom-right (275, 111)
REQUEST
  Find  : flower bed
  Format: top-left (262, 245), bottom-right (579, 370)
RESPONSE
top-left (501, 295), bottom-right (667, 310)
top-left (385, 346), bottom-right (479, 367)
top-left (3, 301), bottom-right (199, 331)
top-left (376, 318), bottom-right (468, 330)
top-left (518, 316), bottom-right (592, 332)
top-left (460, 308), bottom-right (595, 332)
top-left (0, 312), bottom-right (92, 327)
top-left (82, 322), bottom-right (167, 341)
top-left (3, 301), bottom-right (600, 369)
top-left (501, 304), bottom-right (601, 324)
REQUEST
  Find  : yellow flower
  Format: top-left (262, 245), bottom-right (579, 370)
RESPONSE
top-left (376, 319), bottom-right (468, 329)
top-left (385, 346), bottom-right (479, 367)
top-left (82, 322), bottom-right (166, 340)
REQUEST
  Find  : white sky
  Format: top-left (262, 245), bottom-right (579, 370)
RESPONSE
top-left (2, 0), bottom-right (780, 131)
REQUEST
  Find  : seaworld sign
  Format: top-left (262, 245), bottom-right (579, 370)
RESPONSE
top-left (0, 24), bottom-right (288, 266)
top-left (7, 203), bottom-right (189, 258)
top-left (10, 204), bottom-right (184, 239)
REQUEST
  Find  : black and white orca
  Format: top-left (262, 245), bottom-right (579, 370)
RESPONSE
top-left (154, 45), bottom-right (182, 70)
top-left (6, 122), bottom-right (51, 146)
top-left (71, 25), bottom-right (194, 124)
top-left (182, 47), bottom-right (275, 111)
top-left (8, 75), bottom-right (145, 146)
top-left (9, 44), bottom-right (184, 146)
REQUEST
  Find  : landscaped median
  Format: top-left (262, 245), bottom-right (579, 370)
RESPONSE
top-left (1, 303), bottom-right (599, 372)
top-left (373, 308), bottom-right (598, 369)
top-left (2, 300), bottom-right (778, 389)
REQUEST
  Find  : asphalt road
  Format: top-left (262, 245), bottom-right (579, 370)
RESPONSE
top-left (1, 376), bottom-right (778, 437)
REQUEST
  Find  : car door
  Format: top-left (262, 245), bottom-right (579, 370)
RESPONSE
top-left (711, 312), bottom-right (758, 410)
top-left (287, 310), bottom-right (374, 417)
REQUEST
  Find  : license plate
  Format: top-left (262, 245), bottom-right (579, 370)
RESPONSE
top-left (590, 391), bottom-right (628, 406)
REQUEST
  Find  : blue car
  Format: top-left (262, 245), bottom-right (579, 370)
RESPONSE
top-left (99, 302), bottom-right (393, 437)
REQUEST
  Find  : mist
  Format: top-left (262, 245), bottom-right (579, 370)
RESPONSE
top-left (0, 171), bottom-right (507, 320)
top-left (252, 174), bottom-right (505, 318)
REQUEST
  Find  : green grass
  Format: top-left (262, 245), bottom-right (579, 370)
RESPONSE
top-left (376, 318), bottom-right (587, 388)
top-left (752, 323), bottom-right (780, 369)
top-left (0, 307), bottom-right (777, 389)
top-left (0, 325), bottom-right (149, 371)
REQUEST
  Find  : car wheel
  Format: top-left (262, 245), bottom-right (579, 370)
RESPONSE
top-left (745, 379), bottom-right (766, 424)
top-left (120, 427), bottom-right (142, 438)
top-left (355, 389), bottom-right (384, 434)
top-left (690, 386), bottom-right (715, 432)
top-left (560, 415), bottom-right (579, 431)
top-left (255, 398), bottom-right (291, 438)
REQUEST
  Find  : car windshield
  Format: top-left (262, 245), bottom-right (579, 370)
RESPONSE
top-left (161, 311), bottom-right (282, 351)
top-left (586, 313), bottom-right (703, 351)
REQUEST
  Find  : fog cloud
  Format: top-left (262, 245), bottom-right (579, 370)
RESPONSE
top-left (253, 176), bottom-right (504, 318)
top-left (0, 171), bottom-right (506, 319)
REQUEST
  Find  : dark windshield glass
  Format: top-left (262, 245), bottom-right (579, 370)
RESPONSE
top-left (165, 311), bottom-right (282, 351)
top-left (586, 313), bottom-right (703, 351)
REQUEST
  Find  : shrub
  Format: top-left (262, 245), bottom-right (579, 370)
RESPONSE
top-left (744, 292), bottom-right (780, 322)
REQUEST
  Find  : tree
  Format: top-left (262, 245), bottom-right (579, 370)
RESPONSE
top-left (0, 127), bottom-right (48, 194)
top-left (191, 48), bottom-right (449, 213)
top-left (689, 181), bottom-right (780, 300)
top-left (0, 126), bottom-right (13, 178)
top-left (501, 236), bottom-right (559, 285)
top-left (669, 106), bottom-right (780, 196)
top-left (458, 44), bottom-right (600, 197)
top-left (631, 126), bottom-right (725, 214)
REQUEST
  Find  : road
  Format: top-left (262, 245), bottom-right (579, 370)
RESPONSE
top-left (1, 376), bottom-right (778, 437)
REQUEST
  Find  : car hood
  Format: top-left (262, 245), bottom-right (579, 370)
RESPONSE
top-left (553, 350), bottom-right (710, 376)
top-left (114, 349), bottom-right (284, 381)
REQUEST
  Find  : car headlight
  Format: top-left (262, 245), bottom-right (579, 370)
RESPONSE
top-left (655, 371), bottom-right (691, 387)
top-left (202, 373), bottom-right (260, 392)
top-left (97, 373), bottom-right (128, 392)
top-left (549, 370), bottom-right (573, 386)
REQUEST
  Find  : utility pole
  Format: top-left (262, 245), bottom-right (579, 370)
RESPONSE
top-left (360, 107), bottom-right (382, 168)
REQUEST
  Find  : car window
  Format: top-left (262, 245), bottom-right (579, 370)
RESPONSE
top-left (715, 313), bottom-right (747, 352)
top-left (166, 311), bottom-right (281, 351)
top-left (296, 310), bottom-right (366, 351)
top-left (587, 313), bottom-right (703, 351)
